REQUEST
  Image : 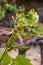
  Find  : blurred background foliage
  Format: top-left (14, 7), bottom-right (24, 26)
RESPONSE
top-left (0, 0), bottom-right (43, 27)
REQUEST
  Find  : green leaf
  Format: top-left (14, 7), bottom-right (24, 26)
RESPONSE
top-left (12, 55), bottom-right (32, 65)
top-left (4, 4), bottom-right (18, 13)
top-left (18, 7), bottom-right (25, 13)
top-left (2, 54), bottom-right (11, 65)
top-left (17, 18), bottom-right (29, 26)
top-left (0, 6), bottom-right (5, 21)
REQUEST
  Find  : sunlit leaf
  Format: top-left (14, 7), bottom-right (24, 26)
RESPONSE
top-left (11, 55), bottom-right (32, 65)
top-left (2, 54), bottom-right (11, 65)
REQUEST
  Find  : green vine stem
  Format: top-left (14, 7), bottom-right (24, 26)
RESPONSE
top-left (0, 32), bottom-right (17, 64)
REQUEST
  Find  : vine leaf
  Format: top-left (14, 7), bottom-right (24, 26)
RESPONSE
top-left (11, 55), bottom-right (32, 65)
top-left (2, 53), bottom-right (11, 65)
